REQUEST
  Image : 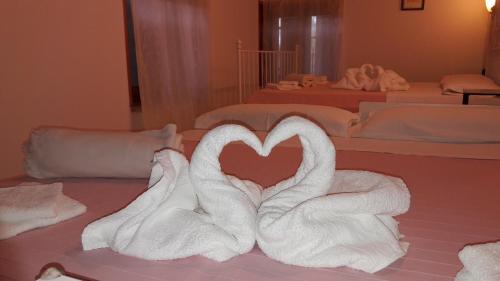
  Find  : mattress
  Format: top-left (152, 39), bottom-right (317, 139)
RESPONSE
top-left (1, 138), bottom-right (500, 280)
top-left (246, 84), bottom-right (387, 112)
top-left (247, 83), bottom-right (500, 112)
top-left (387, 82), bottom-right (500, 105)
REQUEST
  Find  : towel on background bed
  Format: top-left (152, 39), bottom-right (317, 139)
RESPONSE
top-left (256, 116), bottom-right (410, 273)
top-left (285, 73), bottom-right (316, 87)
top-left (455, 241), bottom-right (500, 281)
top-left (25, 124), bottom-right (183, 179)
top-left (333, 64), bottom-right (410, 92)
top-left (0, 182), bottom-right (86, 240)
top-left (266, 80), bottom-right (302, 90)
top-left (82, 125), bottom-right (263, 261)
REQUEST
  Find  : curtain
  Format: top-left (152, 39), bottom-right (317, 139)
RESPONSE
top-left (262, 0), bottom-right (343, 80)
top-left (485, 7), bottom-right (500, 84)
top-left (131, 0), bottom-right (210, 130)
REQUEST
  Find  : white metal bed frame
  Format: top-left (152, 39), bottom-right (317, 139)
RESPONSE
top-left (237, 40), bottom-right (300, 103)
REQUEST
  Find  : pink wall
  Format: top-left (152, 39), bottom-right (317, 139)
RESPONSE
top-left (340, 0), bottom-right (491, 81)
top-left (209, 0), bottom-right (259, 106)
top-left (0, 1), bottom-right (131, 179)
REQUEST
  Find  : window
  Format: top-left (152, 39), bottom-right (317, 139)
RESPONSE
top-left (310, 16), bottom-right (317, 74)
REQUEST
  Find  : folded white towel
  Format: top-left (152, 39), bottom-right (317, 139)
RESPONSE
top-left (83, 125), bottom-right (263, 262)
top-left (266, 82), bottom-right (301, 91)
top-left (333, 64), bottom-right (409, 92)
top-left (315, 75), bottom-right (329, 84)
top-left (0, 182), bottom-right (86, 240)
top-left (256, 116), bottom-right (410, 273)
top-left (278, 80), bottom-right (300, 86)
top-left (285, 73), bottom-right (316, 87)
top-left (456, 241), bottom-right (500, 281)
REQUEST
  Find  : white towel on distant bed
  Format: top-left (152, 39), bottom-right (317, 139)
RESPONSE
top-left (455, 241), bottom-right (500, 281)
top-left (0, 182), bottom-right (86, 240)
top-left (266, 81), bottom-right (302, 90)
top-left (285, 73), bottom-right (316, 87)
top-left (333, 64), bottom-right (410, 92)
top-left (82, 125), bottom-right (263, 262)
top-left (256, 116), bottom-right (410, 273)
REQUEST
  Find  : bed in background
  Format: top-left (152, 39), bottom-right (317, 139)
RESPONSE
top-left (237, 43), bottom-right (387, 112)
top-left (238, 41), bottom-right (500, 112)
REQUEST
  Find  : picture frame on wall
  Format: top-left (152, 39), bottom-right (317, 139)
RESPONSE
top-left (401, 0), bottom-right (425, 10)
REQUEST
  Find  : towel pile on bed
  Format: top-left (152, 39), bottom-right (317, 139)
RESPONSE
top-left (266, 80), bottom-right (302, 90)
top-left (284, 73), bottom-right (316, 87)
top-left (82, 116), bottom-right (411, 273)
top-left (333, 64), bottom-right (410, 92)
top-left (0, 182), bottom-right (86, 240)
top-left (266, 74), bottom-right (330, 90)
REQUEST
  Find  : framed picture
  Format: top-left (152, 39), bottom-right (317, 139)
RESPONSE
top-left (401, 0), bottom-right (425, 10)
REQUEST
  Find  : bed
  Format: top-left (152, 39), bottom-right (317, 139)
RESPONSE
top-left (2, 120), bottom-right (500, 280)
top-left (238, 42), bottom-right (500, 112)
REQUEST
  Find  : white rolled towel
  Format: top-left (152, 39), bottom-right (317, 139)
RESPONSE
top-left (83, 125), bottom-right (263, 262)
top-left (1, 182), bottom-right (86, 240)
top-left (256, 116), bottom-right (410, 273)
top-left (455, 241), bottom-right (500, 281)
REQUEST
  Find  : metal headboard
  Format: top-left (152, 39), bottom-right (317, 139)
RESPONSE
top-left (237, 40), bottom-right (299, 103)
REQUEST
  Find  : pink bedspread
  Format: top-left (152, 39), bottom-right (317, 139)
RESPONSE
top-left (246, 85), bottom-right (387, 112)
top-left (1, 141), bottom-right (499, 281)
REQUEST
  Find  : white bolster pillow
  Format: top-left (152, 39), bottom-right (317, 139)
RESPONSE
top-left (24, 124), bottom-right (182, 179)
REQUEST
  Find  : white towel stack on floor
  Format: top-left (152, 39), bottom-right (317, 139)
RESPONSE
top-left (0, 182), bottom-right (86, 240)
top-left (455, 241), bottom-right (500, 281)
top-left (256, 116), bottom-right (411, 273)
top-left (82, 116), bottom-right (410, 272)
top-left (82, 125), bottom-right (263, 261)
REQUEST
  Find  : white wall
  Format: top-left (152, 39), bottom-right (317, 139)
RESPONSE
top-left (340, 0), bottom-right (491, 81)
top-left (0, 1), bottom-right (131, 179)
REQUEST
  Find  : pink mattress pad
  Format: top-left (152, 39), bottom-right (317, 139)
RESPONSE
top-left (246, 85), bottom-right (387, 112)
top-left (1, 140), bottom-right (499, 280)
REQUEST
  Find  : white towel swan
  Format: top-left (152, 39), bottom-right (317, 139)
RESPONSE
top-left (189, 125), bottom-right (263, 260)
top-left (333, 64), bottom-right (410, 92)
top-left (256, 116), bottom-right (410, 273)
top-left (82, 125), bottom-right (263, 262)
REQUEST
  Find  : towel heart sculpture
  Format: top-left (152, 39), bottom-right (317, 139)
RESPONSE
top-left (82, 116), bottom-right (410, 273)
